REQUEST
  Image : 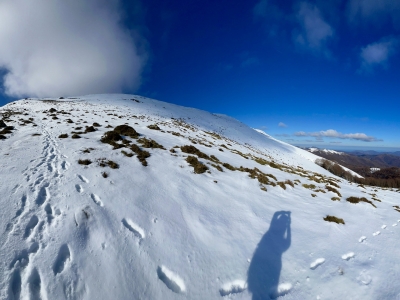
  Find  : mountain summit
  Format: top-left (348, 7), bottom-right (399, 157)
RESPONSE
top-left (1, 95), bottom-right (399, 299)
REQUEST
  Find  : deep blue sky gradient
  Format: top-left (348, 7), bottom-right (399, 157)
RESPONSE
top-left (1, 0), bottom-right (399, 150)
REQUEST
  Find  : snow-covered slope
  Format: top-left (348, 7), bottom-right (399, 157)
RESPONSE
top-left (1, 94), bottom-right (400, 300)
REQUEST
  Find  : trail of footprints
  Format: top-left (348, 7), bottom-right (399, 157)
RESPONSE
top-left (6, 114), bottom-right (400, 298)
top-left (6, 128), bottom-right (71, 300)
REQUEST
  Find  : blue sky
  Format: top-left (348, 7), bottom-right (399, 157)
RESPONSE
top-left (0, 0), bottom-right (399, 150)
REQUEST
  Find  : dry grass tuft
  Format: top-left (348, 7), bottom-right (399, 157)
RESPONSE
top-left (78, 159), bottom-right (92, 165)
top-left (180, 145), bottom-right (209, 159)
top-left (147, 124), bottom-right (160, 130)
top-left (326, 185), bottom-right (342, 197)
top-left (98, 158), bottom-right (119, 169)
top-left (138, 137), bottom-right (165, 149)
top-left (277, 182), bottom-right (286, 190)
top-left (346, 196), bottom-right (376, 208)
top-left (130, 144), bottom-right (150, 166)
top-left (324, 215), bottom-right (345, 224)
top-left (186, 156), bottom-right (209, 174)
top-left (114, 125), bottom-right (139, 138)
top-left (303, 184), bottom-right (316, 189)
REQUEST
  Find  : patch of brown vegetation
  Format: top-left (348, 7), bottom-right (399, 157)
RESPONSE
top-left (147, 124), bottom-right (160, 130)
top-left (346, 196), bottom-right (376, 208)
top-left (78, 159), bottom-right (92, 165)
top-left (98, 158), bottom-right (119, 169)
top-left (326, 185), bottom-right (342, 197)
top-left (324, 215), bottom-right (345, 224)
top-left (186, 156), bottom-right (209, 174)
top-left (114, 125), bottom-right (139, 138)
top-left (138, 137), bottom-right (165, 149)
top-left (130, 144), bottom-right (150, 166)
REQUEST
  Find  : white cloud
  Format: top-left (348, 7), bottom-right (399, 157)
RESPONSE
top-left (347, 0), bottom-right (400, 29)
top-left (293, 2), bottom-right (334, 56)
top-left (0, 0), bottom-right (147, 98)
top-left (278, 122), bottom-right (288, 127)
top-left (294, 129), bottom-right (381, 142)
top-left (359, 38), bottom-right (398, 72)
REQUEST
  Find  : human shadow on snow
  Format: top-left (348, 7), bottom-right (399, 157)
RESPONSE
top-left (247, 211), bottom-right (291, 300)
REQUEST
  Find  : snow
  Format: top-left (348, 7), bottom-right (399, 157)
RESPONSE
top-left (0, 94), bottom-right (400, 299)
top-left (308, 147), bottom-right (344, 155)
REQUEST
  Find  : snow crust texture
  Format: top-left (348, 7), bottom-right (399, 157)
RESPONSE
top-left (1, 94), bottom-right (400, 299)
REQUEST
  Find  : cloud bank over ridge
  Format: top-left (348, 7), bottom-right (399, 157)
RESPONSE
top-left (0, 0), bottom-right (147, 98)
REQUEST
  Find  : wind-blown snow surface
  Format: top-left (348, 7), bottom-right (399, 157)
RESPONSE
top-left (1, 94), bottom-right (400, 299)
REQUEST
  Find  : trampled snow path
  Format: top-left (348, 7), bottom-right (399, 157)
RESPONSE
top-left (0, 95), bottom-right (400, 299)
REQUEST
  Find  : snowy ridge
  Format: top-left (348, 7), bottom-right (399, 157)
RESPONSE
top-left (0, 94), bottom-right (400, 299)
top-left (308, 147), bottom-right (344, 155)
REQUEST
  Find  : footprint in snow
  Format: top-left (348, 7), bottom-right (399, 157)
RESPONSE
top-left (381, 225), bottom-right (387, 229)
top-left (373, 231), bottom-right (380, 236)
top-left (77, 175), bottom-right (89, 183)
top-left (310, 258), bottom-right (325, 270)
top-left (157, 265), bottom-right (186, 293)
top-left (359, 236), bottom-right (367, 243)
top-left (122, 218), bottom-right (145, 239)
top-left (219, 280), bottom-right (247, 297)
top-left (53, 244), bottom-right (71, 275)
top-left (61, 161), bottom-right (70, 170)
top-left (24, 215), bottom-right (39, 239)
top-left (75, 184), bottom-right (84, 193)
top-left (393, 223), bottom-right (397, 227)
top-left (91, 194), bottom-right (103, 207)
top-left (342, 252), bottom-right (355, 260)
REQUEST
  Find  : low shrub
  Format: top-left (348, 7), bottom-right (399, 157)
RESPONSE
top-left (78, 159), bottom-right (92, 165)
top-left (71, 134), bottom-right (81, 139)
top-left (285, 180), bottom-right (294, 187)
top-left (59, 134), bottom-right (68, 138)
top-left (114, 125), bottom-right (139, 138)
top-left (331, 197), bottom-right (340, 201)
top-left (98, 158), bottom-right (119, 169)
top-left (138, 137), bottom-right (165, 149)
top-left (181, 145), bottom-right (209, 159)
top-left (102, 171), bottom-right (108, 178)
top-left (85, 126), bottom-right (96, 133)
top-left (303, 184), bottom-right (316, 189)
top-left (101, 131), bottom-right (123, 148)
top-left (346, 196), bottom-right (376, 208)
top-left (130, 144), bottom-right (150, 166)
top-left (212, 164), bottom-right (223, 172)
top-left (326, 186), bottom-right (342, 197)
top-left (121, 150), bottom-right (134, 157)
top-left (222, 163), bottom-right (236, 171)
top-left (324, 215), bottom-right (345, 224)
top-left (147, 124), bottom-right (160, 130)
top-left (186, 156), bottom-right (208, 174)
top-left (277, 182), bottom-right (286, 190)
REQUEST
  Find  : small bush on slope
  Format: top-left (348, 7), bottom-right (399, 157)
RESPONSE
top-left (326, 186), bottom-right (342, 197)
top-left (130, 144), bottom-right (150, 166)
top-left (186, 156), bottom-right (208, 174)
top-left (324, 215), bottom-right (345, 224)
top-left (114, 125), bottom-right (139, 138)
top-left (346, 196), bottom-right (376, 208)
top-left (78, 159), bottom-right (92, 165)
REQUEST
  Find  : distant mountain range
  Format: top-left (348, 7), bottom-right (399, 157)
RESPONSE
top-left (304, 148), bottom-right (400, 168)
